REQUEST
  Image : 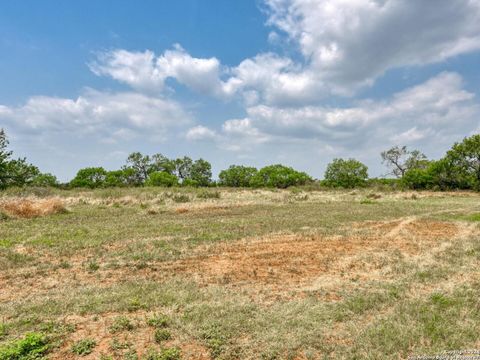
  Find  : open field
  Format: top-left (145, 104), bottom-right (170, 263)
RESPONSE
top-left (1, 187), bottom-right (479, 359)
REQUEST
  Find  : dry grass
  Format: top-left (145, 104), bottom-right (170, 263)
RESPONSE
top-left (0, 197), bottom-right (67, 218)
top-left (1, 189), bottom-right (480, 359)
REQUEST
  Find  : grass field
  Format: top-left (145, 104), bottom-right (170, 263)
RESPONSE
top-left (1, 187), bottom-right (479, 359)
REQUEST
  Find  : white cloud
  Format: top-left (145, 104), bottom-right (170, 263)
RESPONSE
top-left (0, 89), bottom-right (192, 143)
top-left (91, 44), bottom-right (230, 98)
top-left (185, 125), bottom-right (217, 141)
top-left (265, 0), bottom-right (480, 91)
top-left (211, 72), bottom-right (479, 155)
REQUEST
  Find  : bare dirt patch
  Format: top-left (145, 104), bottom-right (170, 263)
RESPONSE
top-left (164, 219), bottom-right (462, 289)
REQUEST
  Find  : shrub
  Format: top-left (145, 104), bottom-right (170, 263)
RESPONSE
top-left (250, 164), bottom-right (312, 188)
top-left (71, 339), bottom-right (96, 356)
top-left (30, 173), bottom-right (58, 187)
top-left (402, 168), bottom-right (434, 190)
top-left (0, 332), bottom-right (49, 360)
top-left (145, 172), bottom-right (179, 187)
top-left (218, 165), bottom-right (258, 187)
top-left (70, 167), bottom-right (107, 188)
top-left (324, 158), bottom-right (368, 188)
top-left (109, 316), bottom-right (134, 333)
top-left (105, 168), bottom-right (137, 187)
top-left (146, 314), bottom-right (169, 328)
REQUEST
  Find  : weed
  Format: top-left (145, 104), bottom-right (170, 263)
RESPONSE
top-left (86, 260), bottom-right (100, 272)
top-left (146, 314), bottom-right (169, 328)
top-left (0, 332), bottom-right (49, 360)
top-left (0, 324), bottom-right (7, 339)
top-left (110, 338), bottom-right (131, 351)
top-left (360, 198), bottom-right (375, 204)
top-left (144, 348), bottom-right (181, 360)
top-left (71, 338), bottom-right (96, 356)
top-left (109, 316), bottom-right (135, 333)
top-left (197, 190), bottom-right (221, 199)
top-left (154, 328), bottom-right (172, 343)
top-left (127, 297), bottom-right (145, 312)
top-left (172, 194), bottom-right (190, 203)
top-left (123, 350), bottom-right (138, 360)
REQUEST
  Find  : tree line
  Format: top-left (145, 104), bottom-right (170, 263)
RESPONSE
top-left (1, 128), bottom-right (479, 190)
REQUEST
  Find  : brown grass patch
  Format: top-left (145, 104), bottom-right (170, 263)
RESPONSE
top-left (0, 198), bottom-right (67, 218)
top-left (163, 219), bottom-right (465, 293)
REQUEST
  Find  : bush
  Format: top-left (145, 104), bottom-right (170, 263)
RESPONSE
top-left (0, 332), bottom-right (49, 360)
top-left (324, 158), bottom-right (368, 188)
top-left (218, 165), bottom-right (258, 187)
top-left (145, 172), bottom-right (179, 187)
top-left (30, 173), bottom-right (58, 187)
top-left (105, 168), bottom-right (137, 187)
top-left (146, 314), bottom-right (170, 328)
top-left (71, 339), bottom-right (96, 356)
top-left (70, 167), bottom-right (107, 188)
top-left (250, 164), bottom-right (312, 188)
top-left (402, 168), bottom-right (434, 190)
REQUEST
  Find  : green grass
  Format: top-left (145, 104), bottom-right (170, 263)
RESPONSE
top-left (1, 188), bottom-right (479, 359)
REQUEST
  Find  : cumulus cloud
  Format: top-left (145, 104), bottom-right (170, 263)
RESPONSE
top-left (0, 89), bottom-right (192, 143)
top-left (265, 0), bottom-right (480, 92)
top-left (90, 44), bottom-right (231, 98)
top-left (90, 1), bottom-right (480, 105)
top-left (185, 125), bottom-right (217, 141)
top-left (209, 72), bottom-right (479, 155)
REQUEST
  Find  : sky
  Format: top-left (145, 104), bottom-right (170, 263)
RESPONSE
top-left (1, 0), bottom-right (480, 181)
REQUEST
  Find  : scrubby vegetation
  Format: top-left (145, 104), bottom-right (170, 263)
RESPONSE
top-left (1, 128), bottom-right (480, 191)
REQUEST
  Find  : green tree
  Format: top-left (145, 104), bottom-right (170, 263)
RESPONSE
top-left (5, 158), bottom-right (40, 187)
top-left (30, 173), bottom-right (58, 187)
top-left (324, 158), bottom-right (369, 188)
top-left (124, 152), bottom-right (152, 185)
top-left (190, 159), bottom-right (212, 186)
top-left (174, 156), bottom-right (193, 182)
top-left (0, 129), bottom-right (13, 189)
top-left (151, 153), bottom-right (175, 174)
top-left (445, 134), bottom-right (480, 190)
top-left (105, 168), bottom-right (137, 187)
top-left (250, 164), bottom-right (312, 188)
top-left (70, 167), bottom-right (107, 188)
top-left (145, 171), bottom-right (179, 187)
top-left (218, 165), bottom-right (258, 187)
top-left (381, 146), bottom-right (428, 178)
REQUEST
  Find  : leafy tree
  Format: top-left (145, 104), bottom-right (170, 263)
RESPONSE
top-left (145, 171), bottom-right (179, 187)
top-left (70, 167), bottom-right (107, 188)
top-left (30, 173), bottom-right (59, 187)
top-left (381, 146), bottom-right (428, 178)
top-left (151, 153), bottom-right (175, 174)
top-left (0, 129), bottom-right (13, 189)
top-left (250, 164), bottom-right (312, 188)
top-left (124, 152), bottom-right (151, 185)
top-left (105, 168), bottom-right (137, 187)
top-left (190, 159), bottom-right (212, 186)
top-left (219, 165), bottom-right (258, 187)
top-left (174, 156), bottom-right (193, 181)
top-left (5, 158), bottom-right (40, 187)
top-left (324, 158), bottom-right (368, 188)
top-left (445, 134), bottom-right (480, 190)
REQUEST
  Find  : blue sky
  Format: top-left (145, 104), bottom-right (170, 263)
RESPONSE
top-left (1, 0), bottom-right (480, 181)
